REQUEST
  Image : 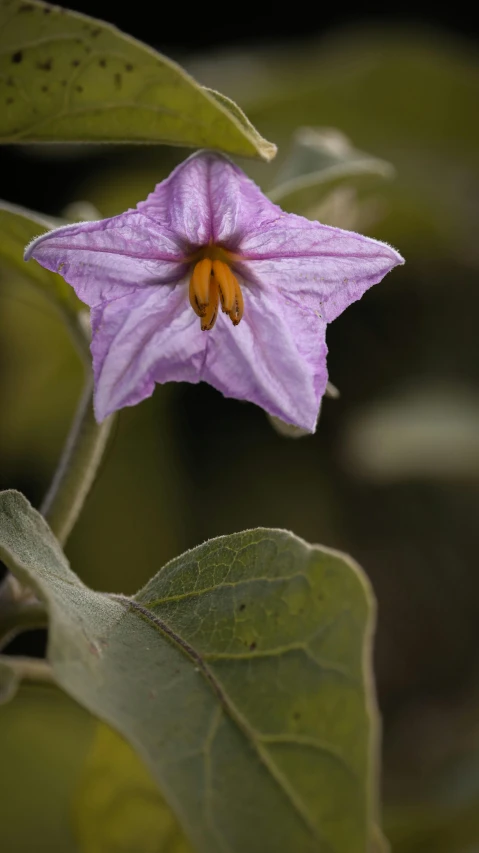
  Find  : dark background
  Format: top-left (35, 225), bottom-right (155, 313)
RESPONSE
top-left (2, 0), bottom-right (476, 216)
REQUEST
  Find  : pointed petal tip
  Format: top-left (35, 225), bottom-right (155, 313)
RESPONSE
top-left (24, 219), bottom-right (108, 264)
top-left (24, 232), bottom-right (45, 261)
top-left (383, 241), bottom-right (405, 268)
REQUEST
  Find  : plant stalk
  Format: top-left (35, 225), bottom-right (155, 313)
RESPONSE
top-left (40, 371), bottom-right (114, 546)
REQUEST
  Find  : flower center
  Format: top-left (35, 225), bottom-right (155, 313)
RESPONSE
top-left (188, 247), bottom-right (244, 332)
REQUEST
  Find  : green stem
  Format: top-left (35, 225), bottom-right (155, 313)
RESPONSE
top-left (0, 312), bottom-right (113, 649)
top-left (61, 307), bottom-right (92, 368)
top-left (40, 371), bottom-right (114, 546)
top-left (0, 654), bottom-right (55, 687)
top-left (0, 599), bottom-right (48, 651)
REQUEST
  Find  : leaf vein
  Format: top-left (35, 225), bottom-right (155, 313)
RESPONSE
top-left (143, 572), bottom-right (312, 607)
top-left (112, 594), bottom-right (326, 846)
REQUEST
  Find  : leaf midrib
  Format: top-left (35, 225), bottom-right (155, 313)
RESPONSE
top-left (112, 594), bottom-right (331, 850)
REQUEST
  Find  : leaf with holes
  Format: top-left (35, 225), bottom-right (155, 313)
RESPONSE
top-left (0, 490), bottom-right (381, 853)
top-left (0, 0), bottom-right (276, 158)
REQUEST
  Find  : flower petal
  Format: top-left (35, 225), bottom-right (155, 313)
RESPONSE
top-left (201, 283), bottom-right (328, 432)
top-left (240, 215), bottom-right (404, 323)
top-left (24, 213), bottom-right (185, 307)
top-left (137, 151), bottom-right (282, 248)
top-left (91, 283), bottom-right (205, 421)
top-left (206, 154), bottom-right (283, 246)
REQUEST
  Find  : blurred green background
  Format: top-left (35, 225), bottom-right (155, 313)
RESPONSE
top-left (1, 6), bottom-right (479, 851)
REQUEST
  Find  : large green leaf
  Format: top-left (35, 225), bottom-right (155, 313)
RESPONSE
top-left (0, 490), bottom-right (380, 853)
top-left (0, 0), bottom-right (275, 159)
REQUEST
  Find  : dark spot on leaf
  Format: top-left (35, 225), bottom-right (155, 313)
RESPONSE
top-left (19, 3), bottom-right (35, 11)
top-left (43, 6), bottom-right (51, 12)
top-left (11, 51), bottom-right (22, 63)
top-left (75, 85), bottom-right (83, 93)
top-left (114, 72), bottom-right (122, 90)
top-left (249, 641), bottom-right (257, 651)
top-left (6, 76), bottom-right (14, 86)
top-left (239, 603), bottom-right (246, 611)
top-left (6, 97), bottom-right (14, 104)
top-left (293, 711), bottom-right (301, 720)
top-left (99, 58), bottom-right (107, 68)
top-left (125, 63), bottom-right (134, 71)
top-left (61, 80), bottom-right (67, 86)
top-left (71, 59), bottom-right (80, 67)
top-left (41, 84), bottom-right (48, 92)
top-left (36, 58), bottom-right (52, 71)
top-left (90, 27), bottom-right (101, 37)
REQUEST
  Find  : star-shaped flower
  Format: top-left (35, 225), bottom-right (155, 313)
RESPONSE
top-left (25, 151), bottom-right (403, 431)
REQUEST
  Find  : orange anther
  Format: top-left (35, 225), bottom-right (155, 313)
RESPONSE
top-left (229, 277), bottom-right (244, 326)
top-left (212, 259), bottom-right (235, 314)
top-left (201, 278), bottom-right (219, 331)
top-left (189, 258), bottom-right (212, 316)
top-left (189, 251), bottom-right (244, 330)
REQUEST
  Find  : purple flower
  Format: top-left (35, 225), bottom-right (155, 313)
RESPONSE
top-left (25, 151), bottom-right (403, 431)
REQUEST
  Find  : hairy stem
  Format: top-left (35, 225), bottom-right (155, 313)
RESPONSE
top-left (40, 371), bottom-right (114, 546)
top-left (0, 597), bottom-right (48, 651)
top-left (0, 654), bottom-right (55, 687)
top-left (0, 314), bottom-right (112, 648)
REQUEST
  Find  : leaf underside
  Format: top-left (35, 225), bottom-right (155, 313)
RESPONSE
top-left (0, 490), bottom-right (379, 853)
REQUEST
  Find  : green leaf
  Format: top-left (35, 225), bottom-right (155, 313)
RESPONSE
top-left (0, 200), bottom-right (82, 313)
top-left (0, 490), bottom-right (381, 853)
top-left (269, 127), bottom-right (394, 215)
top-left (0, 0), bottom-right (276, 159)
top-left (75, 723), bottom-right (192, 853)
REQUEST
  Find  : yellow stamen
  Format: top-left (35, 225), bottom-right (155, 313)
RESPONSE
top-left (189, 278), bottom-right (204, 316)
top-left (230, 277), bottom-right (244, 326)
top-left (212, 259), bottom-right (235, 313)
top-left (201, 277), bottom-right (219, 331)
top-left (189, 250), bottom-right (244, 331)
top-left (189, 257), bottom-right (212, 316)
